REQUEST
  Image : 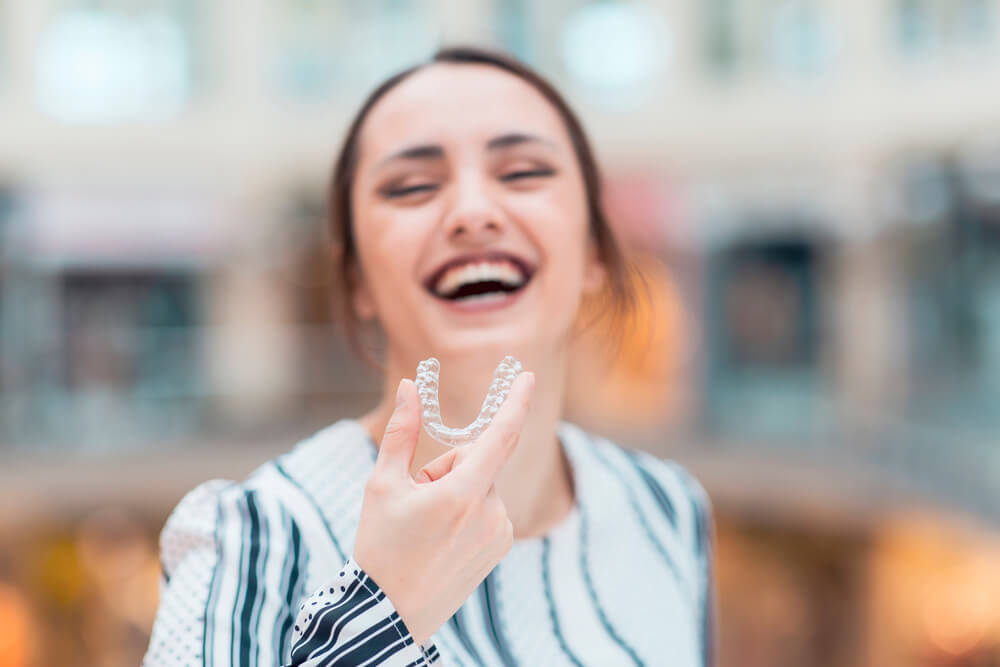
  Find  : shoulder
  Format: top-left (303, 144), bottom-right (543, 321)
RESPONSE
top-left (159, 419), bottom-right (371, 574)
top-left (560, 422), bottom-right (713, 554)
top-left (623, 445), bottom-right (714, 558)
top-left (158, 475), bottom-right (301, 579)
top-left (622, 443), bottom-right (713, 522)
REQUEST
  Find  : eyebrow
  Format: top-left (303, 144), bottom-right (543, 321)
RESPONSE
top-left (486, 132), bottom-right (556, 151)
top-left (374, 132), bottom-right (557, 171)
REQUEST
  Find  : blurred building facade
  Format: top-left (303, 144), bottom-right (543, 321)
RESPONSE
top-left (1, 1), bottom-right (1000, 665)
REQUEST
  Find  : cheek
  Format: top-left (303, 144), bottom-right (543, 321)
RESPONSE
top-left (353, 206), bottom-right (434, 308)
top-left (512, 184), bottom-right (590, 273)
top-left (362, 201), bottom-right (432, 247)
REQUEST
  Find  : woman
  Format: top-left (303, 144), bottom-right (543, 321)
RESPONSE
top-left (144, 47), bottom-right (714, 667)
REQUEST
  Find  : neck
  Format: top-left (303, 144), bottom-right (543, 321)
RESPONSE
top-left (360, 345), bottom-right (576, 538)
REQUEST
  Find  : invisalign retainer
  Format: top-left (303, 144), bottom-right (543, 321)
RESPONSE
top-left (415, 355), bottom-right (523, 447)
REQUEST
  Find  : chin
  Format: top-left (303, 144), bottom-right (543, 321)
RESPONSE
top-left (428, 319), bottom-right (569, 363)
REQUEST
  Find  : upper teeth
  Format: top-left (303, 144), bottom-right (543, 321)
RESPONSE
top-left (434, 260), bottom-right (526, 296)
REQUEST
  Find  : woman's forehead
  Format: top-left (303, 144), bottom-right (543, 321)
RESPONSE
top-left (357, 64), bottom-right (570, 162)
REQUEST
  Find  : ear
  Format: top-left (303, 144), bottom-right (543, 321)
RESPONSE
top-left (340, 249), bottom-right (378, 320)
top-left (352, 280), bottom-right (378, 320)
top-left (582, 238), bottom-right (607, 296)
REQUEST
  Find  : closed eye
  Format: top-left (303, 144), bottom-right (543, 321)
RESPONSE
top-left (381, 183), bottom-right (438, 198)
top-left (500, 168), bottom-right (556, 182)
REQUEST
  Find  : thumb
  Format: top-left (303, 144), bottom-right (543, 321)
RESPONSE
top-left (375, 379), bottom-right (421, 479)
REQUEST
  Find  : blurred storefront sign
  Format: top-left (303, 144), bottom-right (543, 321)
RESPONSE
top-left (2, 187), bottom-right (240, 448)
top-left (17, 187), bottom-right (236, 269)
top-left (603, 173), bottom-right (683, 249)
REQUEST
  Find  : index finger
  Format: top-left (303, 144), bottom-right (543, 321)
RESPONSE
top-left (447, 371), bottom-right (534, 495)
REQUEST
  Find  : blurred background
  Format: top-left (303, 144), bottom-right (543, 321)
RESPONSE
top-left (1, 0), bottom-right (999, 665)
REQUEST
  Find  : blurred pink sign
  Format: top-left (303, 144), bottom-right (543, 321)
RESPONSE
top-left (602, 174), bottom-right (681, 248)
top-left (22, 187), bottom-right (237, 267)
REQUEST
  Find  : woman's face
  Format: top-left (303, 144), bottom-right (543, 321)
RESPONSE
top-left (350, 63), bottom-right (604, 362)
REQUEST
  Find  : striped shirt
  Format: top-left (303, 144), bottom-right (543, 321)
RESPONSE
top-left (143, 419), bottom-right (714, 666)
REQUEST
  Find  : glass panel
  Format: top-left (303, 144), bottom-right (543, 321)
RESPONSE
top-left (494, 0), bottom-right (537, 65)
top-left (0, 267), bottom-right (205, 449)
top-left (702, 0), bottom-right (747, 78)
top-left (705, 234), bottom-right (833, 438)
top-left (274, 0), bottom-right (342, 100)
top-left (35, 0), bottom-right (202, 123)
top-left (559, 0), bottom-right (672, 103)
top-left (901, 153), bottom-right (1000, 438)
top-left (702, 0), bottom-right (837, 80)
top-left (949, 0), bottom-right (996, 49)
top-left (0, 184), bottom-right (13, 397)
top-left (274, 0), bottom-right (438, 102)
top-left (343, 0), bottom-right (439, 86)
top-left (768, 0), bottom-right (838, 77)
top-left (0, 0), bottom-right (6, 92)
top-left (894, 0), bottom-right (997, 59)
top-left (896, 0), bottom-right (935, 57)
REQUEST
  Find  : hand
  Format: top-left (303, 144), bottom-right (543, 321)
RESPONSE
top-left (352, 371), bottom-right (534, 645)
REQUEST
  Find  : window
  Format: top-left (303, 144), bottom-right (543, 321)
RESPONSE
top-left (35, 0), bottom-right (202, 123)
top-left (701, 0), bottom-right (837, 81)
top-left (0, 184), bottom-right (13, 397)
top-left (51, 271), bottom-right (204, 446)
top-left (900, 152), bottom-right (1000, 437)
top-left (704, 233), bottom-right (833, 437)
top-left (0, 0), bottom-right (7, 93)
top-left (274, 0), bottom-right (342, 100)
top-left (702, 0), bottom-right (746, 79)
top-left (494, 0), bottom-right (537, 65)
top-left (894, 0), bottom-right (997, 61)
top-left (559, 0), bottom-right (672, 104)
top-left (768, 0), bottom-right (838, 77)
top-left (274, 0), bottom-right (439, 102)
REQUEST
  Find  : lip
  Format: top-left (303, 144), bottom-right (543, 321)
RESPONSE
top-left (435, 282), bottom-right (530, 314)
top-left (422, 250), bottom-right (536, 295)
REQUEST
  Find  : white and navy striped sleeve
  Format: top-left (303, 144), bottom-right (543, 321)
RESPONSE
top-left (288, 559), bottom-right (439, 666)
top-left (143, 480), bottom-right (437, 666)
top-left (675, 463), bottom-right (717, 667)
top-left (657, 460), bottom-right (717, 667)
top-left (623, 451), bottom-right (717, 667)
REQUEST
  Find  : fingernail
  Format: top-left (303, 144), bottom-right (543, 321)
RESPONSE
top-left (395, 379), bottom-right (408, 407)
top-left (523, 371), bottom-right (535, 387)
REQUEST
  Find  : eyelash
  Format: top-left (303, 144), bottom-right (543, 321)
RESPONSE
top-left (384, 184), bottom-right (436, 198)
top-left (382, 168), bottom-right (555, 198)
top-left (500, 168), bottom-right (555, 182)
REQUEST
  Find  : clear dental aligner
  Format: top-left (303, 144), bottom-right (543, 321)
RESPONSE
top-left (415, 355), bottom-right (523, 447)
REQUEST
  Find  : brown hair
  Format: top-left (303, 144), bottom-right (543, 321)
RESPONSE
top-left (327, 45), bottom-right (636, 360)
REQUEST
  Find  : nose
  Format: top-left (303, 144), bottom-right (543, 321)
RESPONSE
top-left (443, 172), bottom-right (504, 243)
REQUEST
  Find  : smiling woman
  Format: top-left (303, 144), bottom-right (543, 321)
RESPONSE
top-left (328, 49), bottom-right (632, 364)
top-left (143, 46), bottom-right (715, 667)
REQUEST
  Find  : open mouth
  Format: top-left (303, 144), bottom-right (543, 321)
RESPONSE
top-left (424, 252), bottom-right (535, 303)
